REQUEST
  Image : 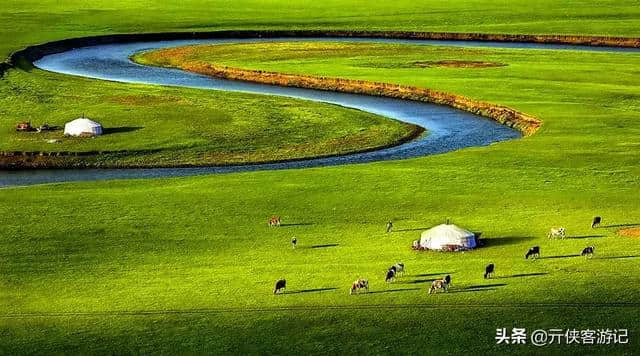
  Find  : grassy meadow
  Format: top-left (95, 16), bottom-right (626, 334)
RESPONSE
top-left (3, 0), bottom-right (640, 58)
top-left (0, 69), bottom-right (416, 166)
top-left (1, 0), bottom-right (640, 354)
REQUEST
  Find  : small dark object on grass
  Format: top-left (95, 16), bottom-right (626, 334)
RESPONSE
top-left (385, 269), bottom-right (396, 282)
top-left (592, 216), bottom-right (602, 228)
top-left (386, 221), bottom-right (393, 233)
top-left (525, 246), bottom-right (540, 259)
top-left (581, 246), bottom-right (595, 258)
top-left (274, 279), bottom-right (286, 294)
top-left (444, 274), bottom-right (452, 287)
top-left (291, 237), bottom-right (297, 249)
top-left (484, 263), bottom-right (495, 279)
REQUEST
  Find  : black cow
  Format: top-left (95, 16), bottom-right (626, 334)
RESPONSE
top-left (591, 216), bottom-right (602, 228)
top-left (525, 246), bottom-right (540, 260)
top-left (581, 246), bottom-right (595, 258)
top-left (444, 274), bottom-right (452, 286)
top-left (385, 269), bottom-right (396, 282)
top-left (484, 263), bottom-right (495, 279)
top-left (274, 279), bottom-right (286, 294)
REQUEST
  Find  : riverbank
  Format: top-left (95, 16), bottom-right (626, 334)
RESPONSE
top-left (5, 30), bottom-right (640, 80)
top-left (1, 49), bottom-right (422, 169)
top-left (133, 41), bottom-right (542, 136)
top-left (0, 124), bottom-right (424, 169)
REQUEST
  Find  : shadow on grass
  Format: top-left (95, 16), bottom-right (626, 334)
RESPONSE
top-left (465, 283), bottom-right (507, 289)
top-left (367, 288), bottom-right (420, 295)
top-left (479, 236), bottom-right (531, 247)
top-left (393, 227), bottom-right (430, 233)
top-left (598, 255), bottom-right (640, 260)
top-left (447, 288), bottom-right (498, 294)
top-left (280, 223), bottom-right (314, 227)
top-left (103, 126), bottom-right (143, 134)
top-left (398, 279), bottom-right (439, 284)
top-left (601, 223), bottom-right (640, 228)
top-left (498, 273), bottom-right (548, 279)
top-left (310, 244), bottom-right (339, 249)
top-left (447, 284), bottom-right (506, 294)
top-left (567, 235), bottom-right (605, 239)
top-left (283, 288), bottom-right (338, 295)
top-left (539, 254), bottom-right (580, 260)
top-left (413, 272), bottom-right (454, 277)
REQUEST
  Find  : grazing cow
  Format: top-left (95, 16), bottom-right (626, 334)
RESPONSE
top-left (429, 277), bottom-right (449, 294)
top-left (391, 263), bottom-right (405, 276)
top-left (273, 279), bottom-right (286, 294)
top-left (484, 263), bottom-right (495, 279)
top-left (268, 216), bottom-right (281, 227)
top-left (591, 216), bottom-right (602, 228)
top-left (350, 278), bottom-right (369, 295)
top-left (547, 227), bottom-right (566, 239)
top-left (386, 221), bottom-right (393, 233)
top-left (525, 246), bottom-right (541, 260)
top-left (443, 274), bottom-right (452, 287)
top-left (291, 237), bottom-right (297, 249)
top-left (385, 268), bottom-right (396, 282)
top-left (581, 246), bottom-right (595, 258)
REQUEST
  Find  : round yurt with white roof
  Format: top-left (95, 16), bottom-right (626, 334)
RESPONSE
top-left (419, 224), bottom-right (477, 251)
top-left (64, 117), bottom-right (103, 137)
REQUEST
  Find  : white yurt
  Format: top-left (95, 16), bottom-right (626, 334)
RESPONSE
top-left (419, 224), bottom-right (477, 251)
top-left (64, 118), bottom-right (103, 137)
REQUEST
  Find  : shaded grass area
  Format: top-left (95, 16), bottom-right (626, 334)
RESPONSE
top-left (1, 299), bottom-right (638, 354)
top-left (0, 69), bottom-right (417, 166)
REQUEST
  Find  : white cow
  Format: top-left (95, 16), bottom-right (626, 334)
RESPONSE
top-left (548, 227), bottom-right (566, 239)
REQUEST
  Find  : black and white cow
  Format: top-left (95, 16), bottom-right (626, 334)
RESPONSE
top-left (391, 263), bottom-right (405, 276)
top-left (273, 279), bottom-right (286, 294)
top-left (525, 246), bottom-right (540, 260)
top-left (591, 216), bottom-right (602, 229)
top-left (581, 246), bottom-right (595, 258)
top-left (385, 269), bottom-right (396, 282)
top-left (429, 277), bottom-right (449, 294)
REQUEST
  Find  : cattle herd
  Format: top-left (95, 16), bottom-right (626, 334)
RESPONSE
top-left (271, 216), bottom-right (604, 295)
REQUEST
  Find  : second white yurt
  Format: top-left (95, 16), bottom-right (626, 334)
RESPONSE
top-left (419, 224), bottom-right (477, 251)
top-left (64, 118), bottom-right (103, 137)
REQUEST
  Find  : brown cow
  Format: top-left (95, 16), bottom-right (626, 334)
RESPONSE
top-left (350, 278), bottom-right (369, 295)
top-left (268, 216), bottom-right (281, 227)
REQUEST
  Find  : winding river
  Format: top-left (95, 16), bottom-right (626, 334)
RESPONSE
top-left (2, 37), bottom-right (637, 187)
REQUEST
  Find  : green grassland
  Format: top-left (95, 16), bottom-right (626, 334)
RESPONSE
top-left (0, 69), bottom-right (416, 166)
top-left (2, 0), bottom-right (640, 354)
top-left (3, 0), bottom-right (640, 59)
top-left (135, 42), bottom-right (640, 171)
